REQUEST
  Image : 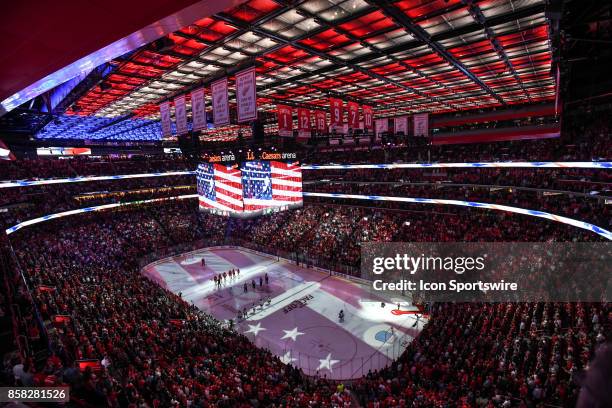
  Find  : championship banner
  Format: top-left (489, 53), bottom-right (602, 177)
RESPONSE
top-left (394, 115), bottom-right (408, 135)
top-left (375, 118), bottom-right (388, 137)
top-left (191, 88), bottom-right (206, 131)
top-left (175, 95), bottom-right (187, 135)
top-left (329, 98), bottom-right (343, 126)
top-left (235, 67), bottom-right (257, 122)
top-left (297, 108), bottom-right (311, 131)
top-left (160, 101), bottom-right (172, 137)
top-left (413, 113), bottom-right (429, 137)
top-left (315, 111), bottom-right (326, 132)
top-left (363, 105), bottom-right (373, 130)
top-left (347, 101), bottom-right (359, 129)
top-left (211, 78), bottom-right (230, 126)
top-left (277, 104), bottom-right (293, 137)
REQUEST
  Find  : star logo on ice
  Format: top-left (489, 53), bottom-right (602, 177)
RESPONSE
top-left (317, 353), bottom-right (339, 372)
top-left (280, 351), bottom-right (297, 365)
top-left (281, 327), bottom-right (305, 342)
top-left (245, 322), bottom-right (266, 336)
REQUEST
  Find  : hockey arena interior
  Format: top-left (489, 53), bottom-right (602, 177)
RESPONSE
top-left (0, 0), bottom-right (610, 407)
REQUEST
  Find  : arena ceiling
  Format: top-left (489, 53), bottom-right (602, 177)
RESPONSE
top-left (7, 0), bottom-right (558, 141)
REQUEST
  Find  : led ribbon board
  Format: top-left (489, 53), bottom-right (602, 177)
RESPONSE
top-left (0, 171), bottom-right (196, 189)
top-left (301, 161), bottom-right (612, 170)
top-left (5, 193), bottom-right (611, 240)
top-left (1, 162), bottom-right (609, 189)
top-left (302, 192), bottom-right (612, 241)
top-left (5, 195), bottom-right (198, 235)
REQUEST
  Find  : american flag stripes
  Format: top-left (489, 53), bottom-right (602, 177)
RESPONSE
top-left (197, 163), bottom-right (244, 212)
top-left (197, 160), bottom-right (303, 215)
top-left (242, 161), bottom-right (303, 212)
top-left (271, 160), bottom-right (303, 205)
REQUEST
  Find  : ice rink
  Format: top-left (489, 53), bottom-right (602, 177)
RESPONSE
top-left (142, 247), bottom-right (427, 379)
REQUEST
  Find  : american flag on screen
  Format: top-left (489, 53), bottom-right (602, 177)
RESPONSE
top-left (196, 163), bottom-right (244, 212)
top-left (242, 161), bottom-right (303, 211)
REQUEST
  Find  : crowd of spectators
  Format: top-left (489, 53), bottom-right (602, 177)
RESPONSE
top-left (354, 301), bottom-right (608, 407)
top-left (1, 194), bottom-right (609, 407)
top-left (3, 206), bottom-right (352, 407)
top-left (0, 175), bottom-right (195, 229)
top-left (1, 121), bottom-right (610, 184)
top-left (1, 182), bottom-right (609, 407)
top-left (0, 117), bottom-right (610, 407)
top-left (304, 167), bottom-right (611, 195)
top-left (307, 182), bottom-right (609, 229)
top-left (0, 155), bottom-right (190, 181)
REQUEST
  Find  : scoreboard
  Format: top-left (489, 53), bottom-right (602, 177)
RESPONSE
top-left (196, 151), bottom-right (303, 218)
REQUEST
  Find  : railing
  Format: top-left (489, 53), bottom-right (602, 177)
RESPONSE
top-left (2, 244), bottom-right (49, 359)
top-left (137, 237), bottom-right (361, 277)
top-left (230, 238), bottom-right (361, 277)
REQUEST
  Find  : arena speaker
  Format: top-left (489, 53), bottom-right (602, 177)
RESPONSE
top-left (191, 131), bottom-right (201, 155)
top-left (177, 133), bottom-right (192, 153)
top-left (251, 118), bottom-right (265, 142)
top-left (177, 132), bottom-right (201, 160)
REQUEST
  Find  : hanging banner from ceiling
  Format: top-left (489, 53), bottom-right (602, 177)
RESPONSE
top-left (347, 101), bottom-right (360, 129)
top-left (235, 67), bottom-right (257, 122)
top-left (413, 113), bottom-right (429, 137)
top-left (329, 98), bottom-right (343, 126)
top-left (0, 147), bottom-right (11, 160)
top-left (175, 95), bottom-right (187, 135)
top-left (363, 105), bottom-right (373, 130)
top-left (375, 118), bottom-right (388, 137)
top-left (211, 78), bottom-right (230, 126)
top-left (191, 88), bottom-right (206, 131)
top-left (297, 108), bottom-right (311, 131)
top-left (277, 104), bottom-right (293, 137)
top-left (394, 115), bottom-right (408, 135)
top-left (160, 101), bottom-right (172, 137)
top-left (0, 139), bottom-right (15, 160)
top-left (315, 110), bottom-right (326, 132)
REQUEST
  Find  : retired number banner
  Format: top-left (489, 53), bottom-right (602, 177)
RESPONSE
top-left (363, 105), bottom-right (373, 130)
top-left (394, 115), bottom-right (408, 135)
top-left (191, 88), bottom-right (206, 131)
top-left (297, 108), bottom-right (311, 131)
top-left (375, 118), bottom-right (388, 137)
top-left (329, 98), bottom-right (343, 126)
top-left (347, 101), bottom-right (360, 129)
top-left (235, 67), bottom-right (257, 122)
top-left (413, 113), bottom-right (429, 137)
top-left (277, 104), bottom-right (293, 136)
top-left (175, 95), bottom-right (187, 135)
top-left (211, 78), bottom-right (230, 126)
top-left (315, 111), bottom-right (326, 132)
top-left (160, 101), bottom-right (172, 137)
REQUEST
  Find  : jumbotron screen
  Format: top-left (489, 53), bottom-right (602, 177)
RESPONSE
top-left (196, 153), bottom-right (303, 218)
